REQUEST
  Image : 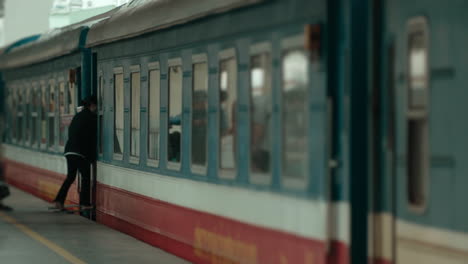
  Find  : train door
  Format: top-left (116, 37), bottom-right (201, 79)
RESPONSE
top-left (392, 16), bottom-right (430, 264)
top-left (392, 12), bottom-right (467, 263)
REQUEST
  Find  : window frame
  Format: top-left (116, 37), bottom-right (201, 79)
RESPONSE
top-left (98, 71), bottom-right (104, 157)
top-left (406, 16), bottom-right (430, 213)
top-left (248, 42), bottom-right (273, 185)
top-left (22, 81), bottom-right (31, 147)
top-left (10, 84), bottom-right (18, 144)
top-left (113, 67), bottom-right (125, 161)
top-left (190, 53), bottom-right (209, 176)
top-left (39, 81), bottom-right (47, 150)
top-left (218, 48), bottom-right (238, 180)
top-left (166, 57), bottom-right (183, 171)
top-left (16, 85), bottom-right (24, 144)
top-left (280, 34), bottom-right (310, 190)
top-left (147, 61), bottom-right (161, 168)
top-left (30, 83), bottom-right (39, 148)
top-left (129, 65), bottom-right (141, 164)
top-left (47, 79), bottom-right (57, 151)
top-left (58, 80), bottom-right (66, 151)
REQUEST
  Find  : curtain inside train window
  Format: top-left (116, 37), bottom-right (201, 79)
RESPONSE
top-left (114, 72), bottom-right (124, 156)
top-left (219, 55), bottom-right (237, 177)
top-left (130, 71), bottom-right (141, 158)
top-left (191, 61), bottom-right (208, 171)
top-left (407, 17), bottom-right (429, 210)
top-left (148, 68), bottom-right (160, 162)
top-left (168, 64), bottom-right (183, 165)
top-left (282, 50), bottom-right (308, 181)
top-left (250, 52), bottom-right (272, 178)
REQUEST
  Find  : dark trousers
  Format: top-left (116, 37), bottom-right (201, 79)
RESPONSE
top-left (54, 155), bottom-right (91, 206)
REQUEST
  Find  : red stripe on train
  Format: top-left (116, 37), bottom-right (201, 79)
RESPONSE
top-left (3, 159), bottom-right (79, 205)
top-left (97, 183), bottom-right (349, 264)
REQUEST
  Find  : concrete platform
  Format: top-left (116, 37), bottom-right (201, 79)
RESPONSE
top-left (0, 187), bottom-right (191, 264)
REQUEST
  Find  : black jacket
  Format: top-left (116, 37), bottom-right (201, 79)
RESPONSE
top-left (64, 108), bottom-right (97, 162)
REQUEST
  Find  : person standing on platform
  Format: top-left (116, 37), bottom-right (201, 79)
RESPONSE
top-left (0, 160), bottom-right (12, 211)
top-left (53, 95), bottom-right (97, 210)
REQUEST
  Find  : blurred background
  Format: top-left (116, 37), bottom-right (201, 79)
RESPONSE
top-left (0, 0), bottom-right (129, 46)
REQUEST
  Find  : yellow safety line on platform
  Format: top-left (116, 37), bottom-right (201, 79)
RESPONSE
top-left (0, 212), bottom-right (87, 264)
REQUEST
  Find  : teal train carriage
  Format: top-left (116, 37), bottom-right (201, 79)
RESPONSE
top-left (1, 0), bottom-right (467, 263)
top-left (0, 23), bottom-right (94, 205)
top-left (86, 0), bottom-right (337, 263)
top-left (371, 0), bottom-right (468, 263)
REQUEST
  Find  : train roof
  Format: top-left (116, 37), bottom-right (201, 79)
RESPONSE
top-left (1, 35), bottom-right (42, 55)
top-left (86, 0), bottom-right (264, 47)
top-left (0, 8), bottom-right (117, 70)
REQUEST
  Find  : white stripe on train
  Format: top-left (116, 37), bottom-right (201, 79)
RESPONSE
top-left (4, 144), bottom-right (352, 243)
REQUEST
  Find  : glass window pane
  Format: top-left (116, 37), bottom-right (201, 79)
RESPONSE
top-left (219, 57), bottom-right (237, 172)
top-left (41, 86), bottom-right (47, 144)
top-left (407, 119), bottom-right (428, 206)
top-left (99, 76), bottom-right (104, 111)
top-left (48, 115), bottom-right (55, 148)
top-left (282, 50), bottom-right (308, 180)
top-left (59, 82), bottom-right (65, 146)
top-left (31, 89), bottom-right (37, 146)
top-left (8, 88), bottom-right (16, 140)
top-left (131, 72), bottom-right (140, 157)
top-left (250, 53), bottom-right (272, 175)
top-left (406, 19), bottom-right (429, 209)
top-left (168, 65), bottom-right (182, 163)
top-left (25, 88), bottom-right (31, 143)
top-left (48, 84), bottom-right (55, 148)
top-left (68, 83), bottom-right (75, 114)
top-left (192, 62), bottom-right (208, 168)
top-left (114, 73), bottom-right (124, 155)
top-left (408, 32), bottom-right (428, 109)
top-left (99, 76), bottom-right (104, 155)
top-left (49, 84), bottom-right (55, 112)
top-left (148, 69), bottom-right (160, 160)
top-left (17, 89), bottom-right (23, 143)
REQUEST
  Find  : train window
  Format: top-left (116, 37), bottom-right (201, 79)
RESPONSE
top-left (249, 48), bottom-right (272, 181)
top-left (114, 70), bottom-right (124, 158)
top-left (59, 82), bottom-right (66, 147)
top-left (219, 49), bottom-right (237, 179)
top-left (130, 69), bottom-right (141, 160)
top-left (41, 85), bottom-right (47, 146)
top-left (98, 76), bottom-right (104, 112)
top-left (31, 88), bottom-right (38, 147)
top-left (48, 83), bottom-right (56, 149)
top-left (98, 75), bottom-right (104, 155)
top-left (168, 59), bottom-right (183, 167)
top-left (25, 88), bottom-right (31, 144)
top-left (191, 55), bottom-right (208, 173)
top-left (17, 88), bottom-right (23, 143)
top-left (281, 49), bottom-right (309, 182)
top-left (68, 82), bottom-right (76, 114)
top-left (49, 83), bottom-right (55, 112)
top-left (407, 17), bottom-right (429, 210)
top-left (8, 87), bottom-right (16, 141)
top-left (148, 63), bottom-right (160, 164)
